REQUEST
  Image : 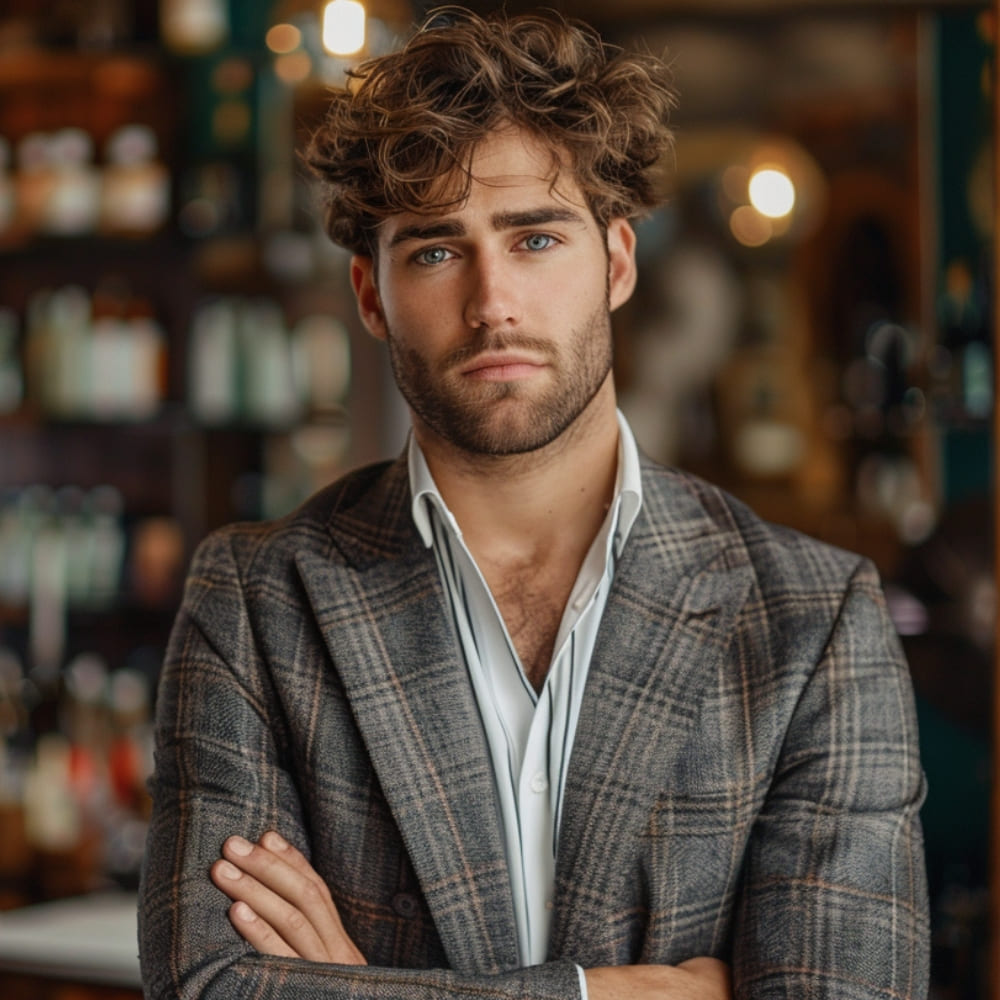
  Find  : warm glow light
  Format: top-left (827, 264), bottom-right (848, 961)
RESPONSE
top-left (729, 205), bottom-right (771, 247)
top-left (274, 51), bottom-right (313, 85)
top-left (748, 167), bottom-right (796, 219)
top-left (323, 0), bottom-right (365, 56)
top-left (266, 23), bottom-right (302, 54)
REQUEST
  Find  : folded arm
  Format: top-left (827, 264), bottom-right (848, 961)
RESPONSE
top-left (210, 829), bottom-right (730, 1000)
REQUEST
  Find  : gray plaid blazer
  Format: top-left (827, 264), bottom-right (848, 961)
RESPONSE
top-left (139, 454), bottom-right (929, 999)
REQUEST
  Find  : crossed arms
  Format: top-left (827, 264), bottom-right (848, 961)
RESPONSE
top-left (138, 521), bottom-right (929, 999)
top-left (209, 829), bottom-right (730, 999)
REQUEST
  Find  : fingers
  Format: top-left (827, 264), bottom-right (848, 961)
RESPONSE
top-left (226, 899), bottom-right (300, 958)
top-left (210, 831), bottom-right (366, 965)
top-left (211, 846), bottom-right (328, 960)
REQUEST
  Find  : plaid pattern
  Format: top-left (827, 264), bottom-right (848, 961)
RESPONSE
top-left (139, 454), bottom-right (928, 999)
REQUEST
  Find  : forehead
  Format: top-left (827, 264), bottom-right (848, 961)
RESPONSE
top-left (460, 127), bottom-right (570, 191)
top-left (376, 128), bottom-right (591, 244)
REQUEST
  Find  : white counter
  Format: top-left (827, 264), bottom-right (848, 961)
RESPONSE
top-left (0, 891), bottom-right (140, 987)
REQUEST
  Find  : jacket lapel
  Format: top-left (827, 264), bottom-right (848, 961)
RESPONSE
top-left (294, 458), bottom-right (520, 974)
top-left (550, 463), bottom-right (754, 961)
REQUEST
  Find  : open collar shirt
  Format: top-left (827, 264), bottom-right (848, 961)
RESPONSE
top-left (408, 412), bottom-right (643, 980)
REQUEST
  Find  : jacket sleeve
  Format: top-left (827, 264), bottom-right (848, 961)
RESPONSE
top-left (138, 529), bottom-right (582, 1000)
top-left (733, 558), bottom-right (930, 999)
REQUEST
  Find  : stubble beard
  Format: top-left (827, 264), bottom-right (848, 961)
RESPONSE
top-left (385, 304), bottom-right (615, 457)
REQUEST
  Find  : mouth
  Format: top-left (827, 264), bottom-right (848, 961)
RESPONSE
top-left (459, 352), bottom-right (547, 382)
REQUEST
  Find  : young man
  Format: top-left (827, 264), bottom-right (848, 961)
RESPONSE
top-left (139, 8), bottom-right (928, 999)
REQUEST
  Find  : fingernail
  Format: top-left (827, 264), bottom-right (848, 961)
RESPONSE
top-left (217, 860), bottom-right (242, 880)
top-left (227, 836), bottom-right (253, 856)
top-left (263, 831), bottom-right (287, 850)
top-left (232, 901), bottom-right (256, 922)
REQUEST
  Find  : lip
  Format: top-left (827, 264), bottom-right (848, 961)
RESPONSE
top-left (460, 351), bottom-right (546, 382)
top-left (459, 353), bottom-right (547, 381)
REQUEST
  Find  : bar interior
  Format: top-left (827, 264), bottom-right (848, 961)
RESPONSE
top-left (0, 0), bottom-right (994, 996)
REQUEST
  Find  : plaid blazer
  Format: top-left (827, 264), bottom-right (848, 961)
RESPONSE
top-left (139, 454), bottom-right (929, 999)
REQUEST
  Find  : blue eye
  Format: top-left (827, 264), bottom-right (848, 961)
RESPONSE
top-left (415, 247), bottom-right (451, 265)
top-left (523, 234), bottom-right (555, 251)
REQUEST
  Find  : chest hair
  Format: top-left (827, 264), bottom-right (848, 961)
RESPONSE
top-left (488, 564), bottom-right (576, 693)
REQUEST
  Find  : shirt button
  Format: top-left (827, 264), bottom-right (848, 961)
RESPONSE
top-left (392, 892), bottom-right (420, 918)
top-left (529, 772), bottom-right (548, 794)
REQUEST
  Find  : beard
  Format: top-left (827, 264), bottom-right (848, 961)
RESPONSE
top-left (385, 304), bottom-right (614, 457)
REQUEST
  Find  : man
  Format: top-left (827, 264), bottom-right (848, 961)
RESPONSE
top-left (139, 8), bottom-right (929, 999)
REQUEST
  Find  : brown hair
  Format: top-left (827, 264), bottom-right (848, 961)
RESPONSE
top-left (306, 5), bottom-right (676, 255)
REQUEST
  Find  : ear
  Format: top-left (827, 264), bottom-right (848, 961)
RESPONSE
top-left (350, 255), bottom-right (388, 341)
top-left (606, 218), bottom-right (637, 313)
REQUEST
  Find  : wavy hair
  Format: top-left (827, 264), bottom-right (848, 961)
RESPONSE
top-left (306, 5), bottom-right (676, 255)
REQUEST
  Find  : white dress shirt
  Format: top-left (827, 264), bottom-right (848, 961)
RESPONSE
top-left (408, 412), bottom-right (643, 988)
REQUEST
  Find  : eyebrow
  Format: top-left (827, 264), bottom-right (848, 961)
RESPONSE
top-left (387, 207), bottom-right (587, 249)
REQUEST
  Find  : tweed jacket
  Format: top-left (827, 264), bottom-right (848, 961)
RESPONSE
top-left (139, 454), bottom-right (929, 999)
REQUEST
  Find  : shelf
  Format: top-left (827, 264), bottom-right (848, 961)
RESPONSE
top-left (0, 891), bottom-right (140, 989)
top-left (0, 411), bottom-right (191, 506)
top-left (0, 48), bottom-right (173, 151)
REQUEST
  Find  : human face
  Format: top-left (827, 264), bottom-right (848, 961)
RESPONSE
top-left (351, 128), bottom-right (636, 458)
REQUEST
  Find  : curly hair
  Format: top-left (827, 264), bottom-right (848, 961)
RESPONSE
top-left (306, 5), bottom-right (676, 256)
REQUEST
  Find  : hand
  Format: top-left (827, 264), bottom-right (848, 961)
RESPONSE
top-left (210, 830), bottom-right (367, 965)
top-left (585, 957), bottom-right (731, 1000)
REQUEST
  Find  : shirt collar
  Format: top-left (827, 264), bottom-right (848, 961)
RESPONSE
top-left (409, 410), bottom-right (643, 549)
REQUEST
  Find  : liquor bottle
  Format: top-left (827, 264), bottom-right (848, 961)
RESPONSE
top-left (100, 125), bottom-right (170, 236)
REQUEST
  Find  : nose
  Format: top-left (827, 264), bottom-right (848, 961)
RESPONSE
top-left (462, 252), bottom-right (521, 330)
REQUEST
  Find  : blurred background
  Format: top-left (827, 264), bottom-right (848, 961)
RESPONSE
top-left (0, 0), bottom-right (993, 996)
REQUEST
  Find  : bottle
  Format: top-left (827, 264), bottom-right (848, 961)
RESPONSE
top-left (104, 667), bottom-right (153, 883)
top-left (100, 125), bottom-right (170, 236)
top-left (41, 128), bottom-right (102, 237)
top-left (241, 299), bottom-right (300, 427)
top-left (45, 285), bottom-right (94, 419)
top-left (90, 309), bottom-right (132, 420)
top-left (292, 314), bottom-right (351, 414)
top-left (189, 299), bottom-right (238, 424)
top-left (125, 298), bottom-right (167, 419)
top-left (159, 0), bottom-right (228, 53)
top-left (57, 486), bottom-right (93, 608)
top-left (86, 485), bottom-right (126, 611)
top-left (15, 133), bottom-right (55, 236)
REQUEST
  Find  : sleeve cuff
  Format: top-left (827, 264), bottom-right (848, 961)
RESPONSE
top-left (575, 964), bottom-right (589, 1000)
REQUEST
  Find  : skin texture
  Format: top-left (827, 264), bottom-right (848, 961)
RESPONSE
top-left (211, 128), bottom-right (732, 999)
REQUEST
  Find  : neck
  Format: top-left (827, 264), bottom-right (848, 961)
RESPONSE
top-left (414, 379), bottom-right (620, 563)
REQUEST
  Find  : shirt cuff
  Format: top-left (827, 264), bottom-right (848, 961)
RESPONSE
top-left (575, 963), bottom-right (589, 1000)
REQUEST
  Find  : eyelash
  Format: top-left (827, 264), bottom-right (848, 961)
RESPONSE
top-left (412, 233), bottom-right (560, 266)
top-left (521, 233), bottom-right (557, 252)
top-left (414, 247), bottom-right (452, 266)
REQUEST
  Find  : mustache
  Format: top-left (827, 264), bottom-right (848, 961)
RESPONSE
top-left (442, 333), bottom-right (556, 369)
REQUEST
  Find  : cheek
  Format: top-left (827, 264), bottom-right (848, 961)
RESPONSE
top-left (380, 276), bottom-right (442, 327)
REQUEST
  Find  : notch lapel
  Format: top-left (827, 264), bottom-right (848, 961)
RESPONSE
top-left (294, 460), bottom-right (520, 974)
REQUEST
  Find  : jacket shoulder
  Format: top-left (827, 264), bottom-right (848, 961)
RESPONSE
top-left (640, 460), bottom-right (871, 593)
top-left (187, 457), bottom-right (407, 580)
